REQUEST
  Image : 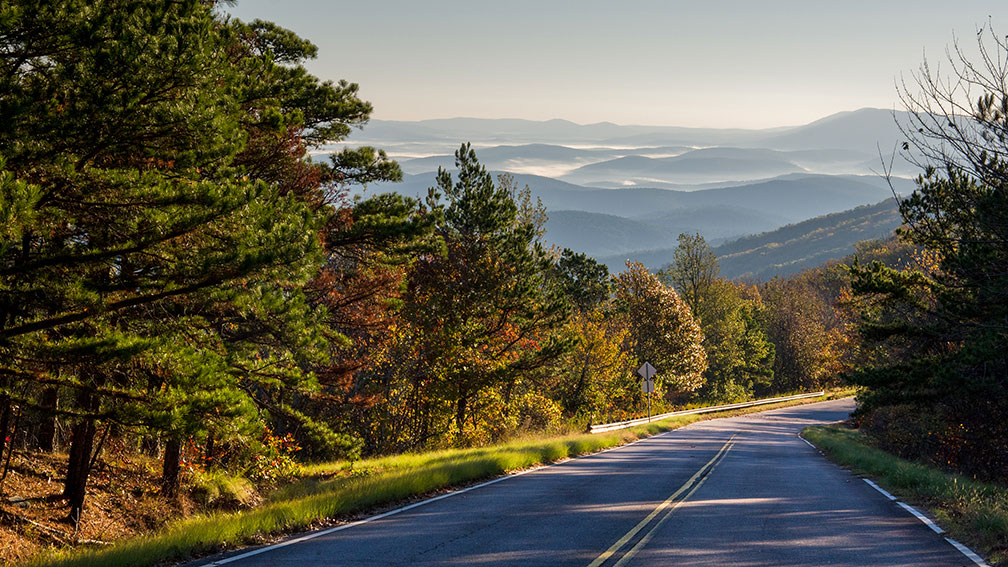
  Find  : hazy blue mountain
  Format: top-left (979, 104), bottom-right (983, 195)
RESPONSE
top-left (369, 172), bottom-right (896, 224)
top-left (561, 147), bottom-right (807, 185)
top-left (357, 116), bottom-right (781, 147)
top-left (761, 108), bottom-right (908, 153)
top-left (673, 176), bottom-right (892, 221)
top-left (596, 248), bottom-right (680, 273)
top-left (634, 206), bottom-right (790, 241)
top-left (356, 117), bottom-right (673, 145)
top-left (396, 143), bottom-right (625, 176)
top-left (595, 199), bottom-right (901, 277)
top-left (352, 108), bottom-right (912, 155)
top-left (542, 205), bottom-right (787, 259)
top-left (544, 211), bottom-right (679, 257)
top-left (391, 142), bottom-right (900, 187)
top-left (712, 198), bottom-right (902, 280)
top-left (347, 108), bottom-right (925, 280)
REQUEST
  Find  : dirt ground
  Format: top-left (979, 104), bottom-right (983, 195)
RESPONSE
top-left (0, 449), bottom-right (188, 565)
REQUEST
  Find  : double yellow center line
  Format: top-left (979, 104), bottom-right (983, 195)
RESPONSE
top-left (587, 434), bottom-right (737, 567)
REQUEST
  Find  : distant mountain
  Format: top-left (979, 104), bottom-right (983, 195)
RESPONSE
top-left (596, 248), bottom-right (679, 274)
top-left (596, 199), bottom-right (902, 277)
top-left (353, 108), bottom-right (915, 158)
top-left (712, 199), bottom-right (902, 280)
top-left (397, 143), bottom-right (624, 176)
top-left (357, 118), bottom-right (670, 145)
top-left (761, 108), bottom-right (908, 153)
top-left (348, 109), bottom-right (925, 280)
top-left (672, 176), bottom-right (892, 221)
top-left (358, 117), bottom-right (769, 147)
top-left (371, 172), bottom-right (896, 224)
top-left (634, 206), bottom-right (790, 241)
top-left (561, 147), bottom-right (806, 185)
top-left (542, 205), bottom-right (787, 259)
top-left (544, 211), bottom-right (679, 257)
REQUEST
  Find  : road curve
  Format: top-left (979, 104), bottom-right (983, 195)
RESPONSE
top-left (196, 399), bottom-right (972, 566)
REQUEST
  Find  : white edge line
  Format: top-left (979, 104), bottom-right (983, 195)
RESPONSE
top-left (798, 435), bottom-right (816, 449)
top-left (204, 429), bottom-right (684, 565)
top-left (204, 465), bottom-right (547, 566)
top-left (945, 537), bottom-right (991, 567)
top-left (896, 501), bottom-right (945, 534)
top-left (860, 478), bottom-right (989, 566)
top-left (863, 478), bottom-right (897, 501)
top-left (803, 432), bottom-right (987, 566)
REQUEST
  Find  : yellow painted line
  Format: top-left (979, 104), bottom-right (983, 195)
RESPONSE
top-left (586, 434), bottom-right (736, 567)
top-left (612, 442), bottom-right (733, 566)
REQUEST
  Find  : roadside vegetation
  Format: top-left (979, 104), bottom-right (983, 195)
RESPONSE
top-left (804, 425), bottom-right (1008, 567)
top-left (36, 391), bottom-right (845, 567)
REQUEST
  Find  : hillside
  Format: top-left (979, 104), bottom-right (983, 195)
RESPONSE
top-left (596, 199), bottom-right (901, 277)
top-left (762, 108), bottom-right (906, 152)
top-left (544, 211), bottom-right (679, 256)
top-left (560, 147), bottom-right (806, 185)
top-left (543, 205), bottom-right (787, 258)
top-left (374, 172), bottom-right (898, 222)
top-left (712, 199), bottom-right (902, 280)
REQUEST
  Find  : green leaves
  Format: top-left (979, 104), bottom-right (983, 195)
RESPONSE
top-left (614, 261), bottom-right (706, 397)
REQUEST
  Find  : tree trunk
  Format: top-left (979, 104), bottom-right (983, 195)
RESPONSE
top-left (64, 418), bottom-right (97, 527)
top-left (62, 375), bottom-right (102, 528)
top-left (161, 438), bottom-right (181, 498)
top-left (37, 388), bottom-right (59, 452)
top-left (141, 436), bottom-right (159, 457)
top-left (0, 407), bottom-right (20, 489)
top-left (454, 396), bottom-right (467, 439)
top-left (0, 397), bottom-right (11, 465)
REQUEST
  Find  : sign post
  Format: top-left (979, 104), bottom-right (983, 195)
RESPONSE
top-left (637, 362), bottom-right (657, 421)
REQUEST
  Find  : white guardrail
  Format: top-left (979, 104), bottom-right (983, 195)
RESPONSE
top-left (587, 391), bottom-right (826, 434)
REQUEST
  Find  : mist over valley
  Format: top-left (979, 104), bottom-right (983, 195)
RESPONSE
top-left (335, 107), bottom-right (918, 278)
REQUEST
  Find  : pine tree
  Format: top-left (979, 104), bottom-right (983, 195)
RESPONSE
top-left (0, 0), bottom-right (378, 522)
top-left (398, 144), bottom-right (570, 443)
top-left (847, 24), bottom-right (1008, 479)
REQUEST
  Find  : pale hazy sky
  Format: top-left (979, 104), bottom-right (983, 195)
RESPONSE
top-left (224, 1), bottom-right (1006, 128)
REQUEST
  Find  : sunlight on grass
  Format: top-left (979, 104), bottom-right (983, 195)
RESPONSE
top-left (36, 393), bottom-right (840, 567)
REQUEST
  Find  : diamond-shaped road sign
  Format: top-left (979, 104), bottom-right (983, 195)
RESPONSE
top-left (637, 362), bottom-right (656, 381)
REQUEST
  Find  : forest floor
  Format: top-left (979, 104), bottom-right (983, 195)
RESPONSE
top-left (0, 449), bottom-right (189, 565)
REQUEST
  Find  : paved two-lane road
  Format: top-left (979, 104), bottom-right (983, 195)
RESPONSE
top-left (198, 399), bottom-right (973, 566)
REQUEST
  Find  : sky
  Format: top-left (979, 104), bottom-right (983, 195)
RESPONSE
top-left (223, 1), bottom-right (1008, 129)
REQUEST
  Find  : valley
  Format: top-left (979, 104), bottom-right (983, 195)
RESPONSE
top-left (343, 107), bottom-right (919, 277)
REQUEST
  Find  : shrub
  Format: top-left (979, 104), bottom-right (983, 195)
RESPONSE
top-left (188, 469), bottom-right (258, 510)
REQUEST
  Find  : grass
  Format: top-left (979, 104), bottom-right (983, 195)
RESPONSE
top-left (803, 425), bottom-right (1008, 567)
top-left (33, 391), bottom-right (847, 567)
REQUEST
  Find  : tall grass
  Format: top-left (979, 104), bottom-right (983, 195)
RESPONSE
top-left (36, 427), bottom-right (671, 567)
top-left (35, 393), bottom-right (840, 567)
top-left (803, 425), bottom-right (1008, 567)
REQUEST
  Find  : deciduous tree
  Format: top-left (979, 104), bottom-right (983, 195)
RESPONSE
top-left (614, 262), bottom-right (706, 399)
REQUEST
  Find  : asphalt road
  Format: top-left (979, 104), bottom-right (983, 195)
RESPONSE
top-left (198, 399), bottom-right (974, 566)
